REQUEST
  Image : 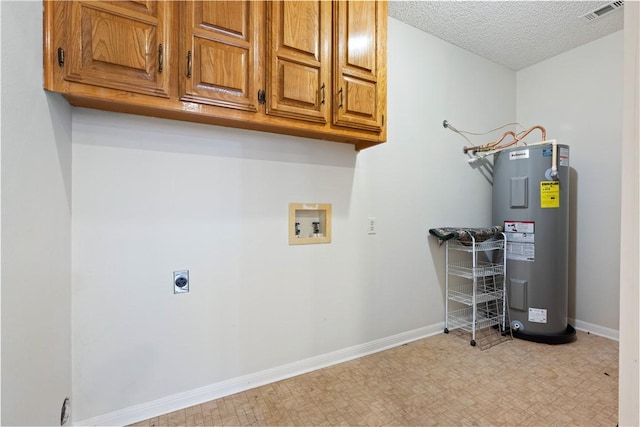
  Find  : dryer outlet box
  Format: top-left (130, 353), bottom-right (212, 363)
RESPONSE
top-left (174, 270), bottom-right (189, 294)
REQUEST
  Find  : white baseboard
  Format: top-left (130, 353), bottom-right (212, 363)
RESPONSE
top-left (570, 318), bottom-right (619, 341)
top-left (74, 322), bottom-right (444, 426)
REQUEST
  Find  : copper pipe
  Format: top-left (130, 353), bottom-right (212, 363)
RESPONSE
top-left (514, 125), bottom-right (546, 144)
top-left (463, 130), bottom-right (516, 154)
top-left (481, 130), bottom-right (517, 151)
top-left (486, 130), bottom-right (516, 149)
top-left (463, 125), bottom-right (547, 154)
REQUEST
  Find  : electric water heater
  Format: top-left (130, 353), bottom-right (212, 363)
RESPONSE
top-left (492, 143), bottom-right (575, 343)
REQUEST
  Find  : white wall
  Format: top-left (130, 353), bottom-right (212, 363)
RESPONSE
top-left (516, 31), bottom-right (623, 334)
top-left (0, 1), bottom-right (4, 421)
top-left (0, 1), bottom-right (73, 425)
top-left (619, 2), bottom-right (640, 424)
top-left (71, 17), bottom-right (515, 423)
top-left (1, 4), bottom-right (628, 425)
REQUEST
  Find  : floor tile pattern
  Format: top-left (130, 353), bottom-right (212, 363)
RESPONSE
top-left (132, 330), bottom-right (618, 426)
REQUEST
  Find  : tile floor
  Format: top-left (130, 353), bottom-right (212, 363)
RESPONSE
top-left (131, 329), bottom-right (618, 426)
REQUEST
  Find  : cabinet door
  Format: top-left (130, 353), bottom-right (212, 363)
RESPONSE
top-left (266, 1), bottom-right (331, 123)
top-left (64, 1), bottom-right (171, 98)
top-left (181, 1), bottom-right (263, 112)
top-left (333, 0), bottom-right (386, 132)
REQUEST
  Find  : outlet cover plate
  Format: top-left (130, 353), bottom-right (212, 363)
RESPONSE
top-left (174, 270), bottom-right (189, 294)
top-left (368, 217), bottom-right (377, 235)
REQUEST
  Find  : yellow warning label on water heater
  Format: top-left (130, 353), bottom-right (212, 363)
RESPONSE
top-left (540, 181), bottom-right (560, 208)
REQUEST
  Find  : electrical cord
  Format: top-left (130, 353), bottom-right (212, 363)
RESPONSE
top-left (444, 120), bottom-right (546, 155)
top-left (443, 120), bottom-right (525, 137)
top-left (466, 125), bottom-right (546, 155)
top-left (443, 120), bottom-right (526, 154)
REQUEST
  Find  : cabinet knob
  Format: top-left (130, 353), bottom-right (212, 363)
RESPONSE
top-left (338, 87), bottom-right (343, 109)
top-left (57, 47), bottom-right (65, 67)
top-left (158, 44), bottom-right (163, 73)
top-left (186, 50), bottom-right (192, 78)
top-left (321, 83), bottom-right (325, 105)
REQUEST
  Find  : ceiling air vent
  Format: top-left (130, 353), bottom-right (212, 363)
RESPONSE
top-left (580, 0), bottom-right (624, 22)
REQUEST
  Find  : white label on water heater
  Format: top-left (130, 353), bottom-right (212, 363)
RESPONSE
top-left (507, 232), bottom-right (534, 243)
top-left (506, 242), bottom-right (535, 261)
top-left (504, 221), bottom-right (534, 233)
top-left (509, 149), bottom-right (530, 160)
top-left (559, 147), bottom-right (569, 167)
top-left (504, 221), bottom-right (535, 261)
top-left (528, 308), bottom-right (548, 323)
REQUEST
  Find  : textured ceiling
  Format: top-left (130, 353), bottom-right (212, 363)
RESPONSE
top-left (388, 1), bottom-right (624, 71)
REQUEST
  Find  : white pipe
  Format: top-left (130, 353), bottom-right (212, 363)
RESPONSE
top-left (524, 140), bottom-right (558, 179)
top-left (551, 141), bottom-right (559, 179)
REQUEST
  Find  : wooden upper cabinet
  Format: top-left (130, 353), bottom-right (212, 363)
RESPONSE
top-left (180, 1), bottom-right (263, 112)
top-left (63, 1), bottom-right (172, 98)
top-left (44, 0), bottom-right (387, 150)
top-left (265, 1), bottom-right (331, 123)
top-left (333, 0), bottom-right (387, 133)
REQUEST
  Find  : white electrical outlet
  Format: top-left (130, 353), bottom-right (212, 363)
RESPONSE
top-left (368, 217), bottom-right (377, 235)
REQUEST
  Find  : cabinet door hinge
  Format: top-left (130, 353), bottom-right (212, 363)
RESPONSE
top-left (258, 89), bottom-right (266, 105)
top-left (382, 114), bottom-right (385, 126)
top-left (57, 47), bottom-right (65, 67)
